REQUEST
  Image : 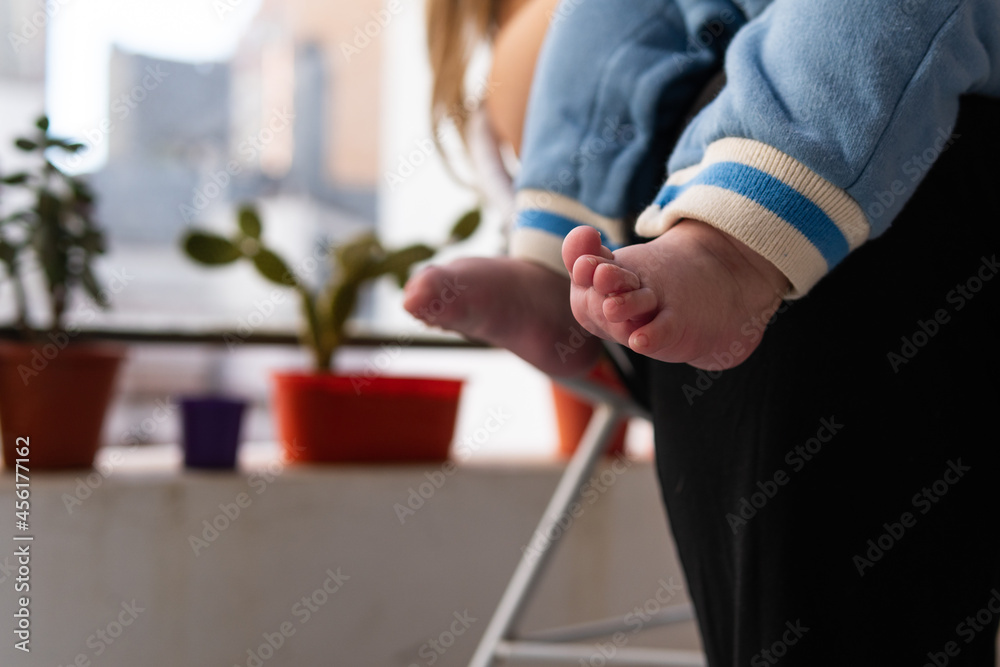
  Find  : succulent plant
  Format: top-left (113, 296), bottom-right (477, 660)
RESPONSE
top-left (182, 203), bottom-right (480, 371)
top-left (0, 116), bottom-right (106, 339)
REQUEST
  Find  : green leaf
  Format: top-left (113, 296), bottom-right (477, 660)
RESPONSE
top-left (1, 210), bottom-right (31, 225)
top-left (46, 138), bottom-right (85, 154)
top-left (35, 116), bottom-right (49, 131)
top-left (335, 232), bottom-right (381, 279)
top-left (1, 173), bottom-right (28, 185)
top-left (375, 244), bottom-right (435, 286)
top-left (79, 229), bottom-right (106, 254)
top-left (37, 190), bottom-right (60, 220)
top-left (71, 181), bottom-right (94, 204)
top-left (237, 205), bottom-right (262, 239)
top-left (0, 241), bottom-right (16, 265)
top-left (80, 264), bottom-right (107, 308)
top-left (182, 232), bottom-right (242, 265)
top-left (32, 218), bottom-right (68, 294)
top-left (15, 138), bottom-right (37, 152)
top-left (251, 247), bottom-right (297, 286)
top-left (328, 282), bottom-right (358, 339)
top-left (449, 208), bottom-right (481, 242)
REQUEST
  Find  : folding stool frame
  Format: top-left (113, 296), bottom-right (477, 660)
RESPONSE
top-left (469, 369), bottom-right (707, 667)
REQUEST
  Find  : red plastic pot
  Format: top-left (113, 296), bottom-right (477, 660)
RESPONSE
top-left (0, 342), bottom-right (124, 469)
top-left (272, 373), bottom-right (463, 463)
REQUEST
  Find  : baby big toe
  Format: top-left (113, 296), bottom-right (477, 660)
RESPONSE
top-left (562, 225), bottom-right (613, 273)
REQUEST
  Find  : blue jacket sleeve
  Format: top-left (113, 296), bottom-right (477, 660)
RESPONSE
top-left (511, 0), bottom-right (745, 274)
top-left (637, 0), bottom-right (1000, 296)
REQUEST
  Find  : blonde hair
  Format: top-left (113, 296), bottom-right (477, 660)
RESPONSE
top-left (426, 0), bottom-right (494, 166)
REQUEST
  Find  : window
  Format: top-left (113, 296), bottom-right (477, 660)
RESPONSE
top-left (0, 0), bottom-right (577, 459)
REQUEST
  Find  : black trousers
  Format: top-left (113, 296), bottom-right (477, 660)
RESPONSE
top-left (624, 95), bottom-right (1000, 666)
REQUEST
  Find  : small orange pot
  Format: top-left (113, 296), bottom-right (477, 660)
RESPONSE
top-left (551, 358), bottom-right (628, 458)
top-left (0, 341), bottom-right (125, 469)
top-left (272, 373), bottom-right (463, 463)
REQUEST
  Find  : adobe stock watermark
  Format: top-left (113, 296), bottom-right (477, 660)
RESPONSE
top-left (725, 416), bottom-right (843, 533)
top-left (349, 333), bottom-right (414, 395)
top-left (750, 619), bottom-right (810, 666)
top-left (384, 76), bottom-right (498, 191)
top-left (682, 292), bottom-right (790, 404)
top-left (394, 407), bottom-right (512, 524)
top-left (179, 107), bottom-right (295, 222)
top-left (15, 266), bottom-right (135, 386)
top-left (222, 289), bottom-right (288, 351)
top-left (901, 0), bottom-right (933, 18)
top-left (225, 240), bottom-right (385, 353)
top-left (534, 117), bottom-right (636, 195)
top-left (57, 65), bottom-right (170, 172)
top-left (339, 0), bottom-right (407, 62)
top-left (555, 324), bottom-right (594, 364)
top-left (214, 0), bottom-right (250, 20)
top-left (921, 589), bottom-right (1000, 667)
top-left (521, 452), bottom-right (632, 565)
top-left (406, 275), bottom-right (468, 326)
top-left (852, 458), bottom-right (970, 577)
top-left (887, 254), bottom-right (998, 372)
top-left (233, 567), bottom-right (349, 667)
top-left (57, 600), bottom-right (145, 667)
top-left (408, 610), bottom-right (478, 667)
top-left (224, 236), bottom-right (335, 352)
top-left (867, 127), bottom-right (959, 222)
top-left (546, 0), bottom-right (584, 26)
top-left (0, 556), bottom-right (14, 587)
top-left (385, 137), bottom-right (435, 191)
top-left (62, 399), bottom-right (177, 514)
top-left (577, 577), bottom-right (683, 666)
top-left (669, 9), bottom-right (739, 75)
top-left (8, 0), bottom-right (73, 53)
top-left (188, 458), bottom-right (291, 556)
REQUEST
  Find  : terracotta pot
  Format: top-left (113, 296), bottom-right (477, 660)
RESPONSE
top-left (272, 373), bottom-right (463, 463)
top-left (0, 341), bottom-right (125, 469)
top-left (552, 359), bottom-right (628, 458)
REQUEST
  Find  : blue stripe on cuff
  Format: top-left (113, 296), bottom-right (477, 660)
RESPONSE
top-left (515, 209), bottom-right (621, 250)
top-left (654, 162), bottom-right (849, 269)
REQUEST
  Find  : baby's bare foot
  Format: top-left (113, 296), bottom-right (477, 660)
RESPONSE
top-left (562, 221), bottom-right (789, 370)
top-left (403, 256), bottom-right (602, 376)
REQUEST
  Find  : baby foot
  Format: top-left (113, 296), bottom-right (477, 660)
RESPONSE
top-left (562, 221), bottom-right (789, 370)
top-left (403, 256), bottom-right (602, 376)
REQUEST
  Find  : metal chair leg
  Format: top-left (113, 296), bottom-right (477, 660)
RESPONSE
top-left (471, 372), bottom-right (703, 666)
top-left (469, 401), bottom-right (624, 667)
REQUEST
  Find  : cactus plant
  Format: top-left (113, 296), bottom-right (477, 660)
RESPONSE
top-left (0, 115), bottom-right (106, 339)
top-left (181, 203), bottom-right (479, 371)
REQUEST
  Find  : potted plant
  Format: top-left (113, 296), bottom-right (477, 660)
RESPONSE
top-left (0, 116), bottom-right (125, 469)
top-left (181, 203), bottom-right (479, 463)
top-left (551, 356), bottom-right (629, 458)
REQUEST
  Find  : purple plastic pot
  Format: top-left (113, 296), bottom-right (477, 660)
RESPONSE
top-left (180, 396), bottom-right (247, 469)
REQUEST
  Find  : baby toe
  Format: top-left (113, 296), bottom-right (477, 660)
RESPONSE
top-left (592, 261), bottom-right (641, 296)
top-left (602, 287), bottom-right (657, 324)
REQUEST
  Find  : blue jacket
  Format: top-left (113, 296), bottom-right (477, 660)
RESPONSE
top-left (512, 0), bottom-right (1000, 296)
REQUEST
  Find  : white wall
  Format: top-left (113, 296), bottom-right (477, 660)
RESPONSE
top-left (0, 447), bottom-right (700, 666)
